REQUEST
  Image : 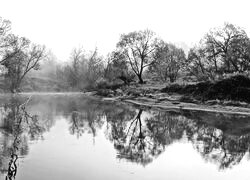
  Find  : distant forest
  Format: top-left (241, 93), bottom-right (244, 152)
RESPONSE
top-left (1, 16), bottom-right (250, 92)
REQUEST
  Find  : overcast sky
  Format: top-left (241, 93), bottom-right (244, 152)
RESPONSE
top-left (1, 0), bottom-right (250, 61)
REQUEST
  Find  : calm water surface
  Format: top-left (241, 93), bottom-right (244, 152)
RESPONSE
top-left (0, 93), bottom-right (250, 180)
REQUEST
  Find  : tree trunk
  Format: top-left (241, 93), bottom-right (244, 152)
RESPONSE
top-left (137, 74), bottom-right (144, 84)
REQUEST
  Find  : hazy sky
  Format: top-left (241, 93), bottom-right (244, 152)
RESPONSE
top-left (1, 0), bottom-right (250, 61)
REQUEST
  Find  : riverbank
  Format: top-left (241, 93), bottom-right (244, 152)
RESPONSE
top-left (91, 75), bottom-right (250, 115)
top-left (100, 93), bottom-right (250, 115)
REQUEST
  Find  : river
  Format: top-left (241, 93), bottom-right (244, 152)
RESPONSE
top-left (0, 93), bottom-right (250, 180)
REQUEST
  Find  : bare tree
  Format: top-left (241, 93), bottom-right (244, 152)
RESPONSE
top-left (63, 47), bottom-right (104, 90)
top-left (187, 23), bottom-right (250, 81)
top-left (204, 23), bottom-right (250, 73)
top-left (151, 42), bottom-right (186, 82)
top-left (117, 29), bottom-right (158, 84)
top-left (67, 47), bottom-right (85, 88)
top-left (86, 48), bottom-right (104, 86)
top-left (2, 35), bottom-right (46, 92)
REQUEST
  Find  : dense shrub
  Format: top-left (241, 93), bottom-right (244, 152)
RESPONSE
top-left (162, 75), bottom-right (250, 103)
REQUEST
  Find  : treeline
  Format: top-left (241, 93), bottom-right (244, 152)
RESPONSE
top-left (187, 23), bottom-right (250, 81)
top-left (55, 48), bottom-right (104, 90)
top-left (0, 17), bottom-right (47, 92)
top-left (61, 23), bottom-right (250, 91)
top-left (1, 15), bottom-right (250, 92)
top-left (59, 30), bottom-right (187, 90)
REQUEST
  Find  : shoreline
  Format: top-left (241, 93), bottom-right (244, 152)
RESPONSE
top-left (1, 91), bottom-right (250, 116)
top-left (100, 95), bottom-right (250, 116)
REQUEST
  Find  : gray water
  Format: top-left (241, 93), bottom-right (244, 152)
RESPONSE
top-left (0, 93), bottom-right (250, 180)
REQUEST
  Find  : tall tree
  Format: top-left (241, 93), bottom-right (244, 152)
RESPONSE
top-left (66, 47), bottom-right (85, 88)
top-left (204, 23), bottom-right (250, 73)
top-left (85, 48), bottom-right (104, 88)
top-left (2, 35), bottom-right (46, 92)
top-left (187, 23), bottom-right (250, 81)
top-left (151, 42), bottom-right (186, 82)
top-left (116, 29), bottom-right (158, 83)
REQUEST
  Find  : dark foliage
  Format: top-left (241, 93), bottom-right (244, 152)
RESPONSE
top-left (162, 75), bottom-right (250, 102)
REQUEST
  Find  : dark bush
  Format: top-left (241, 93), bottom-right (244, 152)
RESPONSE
top-left (162, 75), bottom-right (250, 103)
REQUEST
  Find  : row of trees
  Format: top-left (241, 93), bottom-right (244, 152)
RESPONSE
top-left (56, 48), bottom-right (104, 90)
top-left (2, 15), bottom-right (250, 92)
top-left (72, 22), bottom-right (250, 89)
top-left (110, 23), bottom-right (250, 84)
top-left (62, 29), bottom-right (187, 90)
top-left (0, 17), bottom-right (46, 92)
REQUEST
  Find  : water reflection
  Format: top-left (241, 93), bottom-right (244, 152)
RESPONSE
top-left (0, 94), bottom-right (250, 179)
top-left (104, 108), bottom-right (250, 169)
top-left (107, 109), bottom-right (156, 166)
top-left (0, 97), bottom-right (46, 179)
top-left (65, 98), bottom-right (250, 169)
top-left (178, 111), bottom-right (250, 169)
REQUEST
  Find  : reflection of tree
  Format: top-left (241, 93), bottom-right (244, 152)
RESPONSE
top-left (69, 111), bottom-right (85, 137)
top-left (186, 124), bottom-right (250, 169)
top-left (112, 110), bottom-right (188, 166)
top-left (146, 112), bottom-right (186, 148)
top-left (67, 102), bottom-right (138, 140)
top-left (104, 106), bottom-right (137, 144)
top-left (0, 97), bottom-right (46, 179)
top-left (68, 103), bottom-right (104, 139)
top-left (24, 93), bottom-right (250, 170)
top-left (104, 108), bottom-right (250, 169)
top-left (114, 110), bottom-right (154, 165)
top-left (146, 110), bottom-right (250, 170)
top-left (105, 109), bottom-right (165, 166)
